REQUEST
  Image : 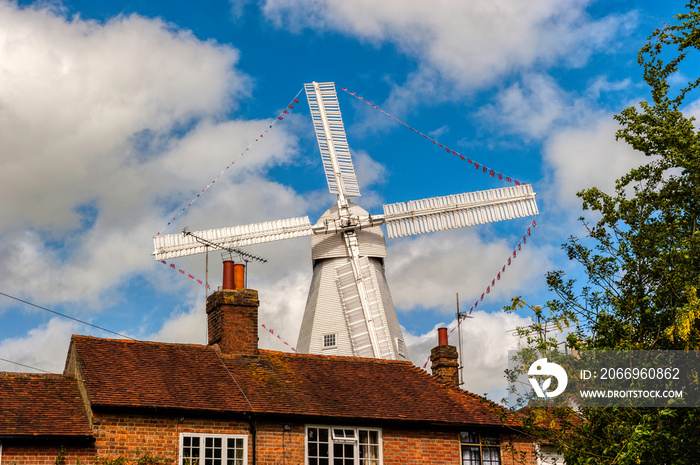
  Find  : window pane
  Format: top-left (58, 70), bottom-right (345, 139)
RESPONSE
top-left (482, 435), bottom-right (500, 446)
top-left (227, 436), bottom-right (245, 465)
top-left (182, 435), bottom-right (200, 461)
top-left (483, 446), bottom-right (501, 465)
top-left (368, 431), bottom-right (378, 444)
top-left (319, 428), bottom-right (329, 442)
top-left (462, 445), bottom-right (481, 465)
top-left (460, 432), bottom-right (479, 444)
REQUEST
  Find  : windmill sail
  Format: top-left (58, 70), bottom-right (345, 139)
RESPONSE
top-left (153, 216), bottom-right (313, 260)
top-left (305, 82), bottom-right (361, 199)
top-left (382, 184), bottom-right (538, 239)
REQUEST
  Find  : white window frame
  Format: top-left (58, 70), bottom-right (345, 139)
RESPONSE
top-left (322, 333), bottom-right (337, 349)
top-left (178, 432), bottom-right (248, 465)
top-left (306, 425), bottom-right (382, 465)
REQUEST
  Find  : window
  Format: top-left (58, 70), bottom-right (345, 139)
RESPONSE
top-left (179, 433), bottom-right (247, 465)
top-left (306, 426), bottom-right (381, 465)
top-left (323, 333), bottom-right (337, 349)
top-left (460, 431), bottom-right (501, 465)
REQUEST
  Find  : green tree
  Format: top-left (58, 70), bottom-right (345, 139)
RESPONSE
top-left (509, 2), bottom-right (700, 463)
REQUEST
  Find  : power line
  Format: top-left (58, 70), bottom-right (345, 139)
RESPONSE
top-left (0, 291), bottom-right (136, 341)
top-left (0, 356), bottom-right (52, 374)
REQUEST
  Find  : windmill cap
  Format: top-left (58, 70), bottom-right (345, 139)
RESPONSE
top-left (311, 201), bottom-right (387, 261)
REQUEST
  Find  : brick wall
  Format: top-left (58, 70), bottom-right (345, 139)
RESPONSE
top-left (206, 289), bottom-right (259, 356)
top-left (383, 428), bottom-right (537, 465)
top-left (0, 443), bottom-right (95, 465)
top-left (1, 415), bottom-right (538, 465)
top-left (383, 428), bottom-right (461, 464)
top-left (501, 434), bottom-right (539, 465)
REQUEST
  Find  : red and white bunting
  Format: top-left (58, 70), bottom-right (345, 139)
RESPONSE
top-left (159, 260), bottom-right (210, 289)
top-left (422, 219), bottom-right (537, 369)
top-left (157, 89), bottom-right (304, 236)
top-left (261, 323), bottom-right (297, 352)
top-left (340, 87), bottom-right (525, 186)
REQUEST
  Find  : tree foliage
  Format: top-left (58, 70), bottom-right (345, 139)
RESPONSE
top-left (508, 2), bottom-right (700, 463)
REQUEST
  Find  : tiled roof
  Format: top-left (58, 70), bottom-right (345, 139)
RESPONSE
top-left (0, 373), bottom-right (92, 438)
top-left (70, 335), bottom-right (512, 428)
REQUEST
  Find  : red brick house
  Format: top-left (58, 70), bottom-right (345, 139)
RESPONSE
top-left (0, 264), bottom-right (538, 465)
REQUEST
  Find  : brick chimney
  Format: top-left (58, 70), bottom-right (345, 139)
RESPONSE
top-left (206, 260), bottom-right (259, 356)
top-left (430, 327), bottom-right (459, 386)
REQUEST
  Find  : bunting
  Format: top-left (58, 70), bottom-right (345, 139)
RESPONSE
top-left (340, 87), bottom-right (524, 186)
top-left (156, 88), bottom-right (304, 236)
top-left (159, 260), bottom-right (210, 289)
top-left (261, 323), bottom-right (297, 352)
top-left (422, 219), bottom-right (537, 369)
top-left (466, 219), bottom-right (537, 315)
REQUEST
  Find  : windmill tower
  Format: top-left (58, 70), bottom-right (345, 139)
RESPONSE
top-left (153, 81), bottom-right (539, 361)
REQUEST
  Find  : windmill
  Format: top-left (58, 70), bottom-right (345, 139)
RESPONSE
top-left (153, 81), bottom-right (539, 361)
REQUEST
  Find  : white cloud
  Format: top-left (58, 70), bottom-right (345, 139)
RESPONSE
top-left (386, 228), bottom-right (551, 313)
top-left (405, 310), bottom-right (532, 400)
top-left (543, 117), bottom-right (645, 208)
top-left (0, 2), bottom-right (313, 313)
top-left (261, 0), bottom-right (636, 91)
top-left (0, 4), bottom-right (248, 232)
top-left (0, 318), bottom-right (80, 373)
top-left (149, 303), bottom-right (207, 345)
top-left (478, 74), bottom-right (580, 141)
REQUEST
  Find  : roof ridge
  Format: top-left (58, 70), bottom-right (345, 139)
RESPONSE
top-left (0, 372), bottom-right (70, 379)
top-left (71, 334), bottom-right (212, 350)
top-left (258, 348), bottom-right (414, 364)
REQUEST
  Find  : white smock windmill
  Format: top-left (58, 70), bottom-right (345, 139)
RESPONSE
top-left (153, 81), bottom-right (539, 361)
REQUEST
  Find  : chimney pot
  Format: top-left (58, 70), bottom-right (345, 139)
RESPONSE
top-left (438, 327), bottom-right (449, 346)
top-left (222, 260), bottom-right (235, 290)
top-left (234, 263), bottom-right (245, 290)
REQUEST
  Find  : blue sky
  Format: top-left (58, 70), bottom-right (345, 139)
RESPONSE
top-left (0, 0), bottom-right (692, 399)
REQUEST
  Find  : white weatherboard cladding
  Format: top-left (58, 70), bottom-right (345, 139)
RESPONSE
top-left (382, 184), bottom-right (538, 239)
top-left (297, 258), bottom-right (356, 357)
top-left (311, 202), bottom-right (386, 260)
top-left (297, 256), bottom-right (406, 359)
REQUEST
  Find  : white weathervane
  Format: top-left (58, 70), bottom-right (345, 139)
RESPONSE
top-left (153, 82), bottom-right (539, 361)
